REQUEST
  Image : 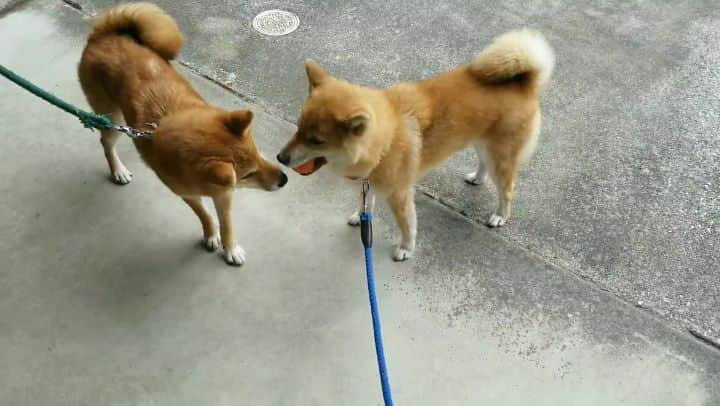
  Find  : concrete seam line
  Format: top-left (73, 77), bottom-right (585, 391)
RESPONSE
top-left (176, 61), bottom-right (294, 126)
top-left (60, 0), bottom-right (81, 11)
top-left (688, 329), bottom-right (720, 352)
top-left (416, 185), bottom-right (720, 354)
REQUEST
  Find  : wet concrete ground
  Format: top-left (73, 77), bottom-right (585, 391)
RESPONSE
top-left (0, 1), bottom-right (718, 405)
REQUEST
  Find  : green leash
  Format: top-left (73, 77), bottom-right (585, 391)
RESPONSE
top-left (0, 64), bottom-right (152, 138)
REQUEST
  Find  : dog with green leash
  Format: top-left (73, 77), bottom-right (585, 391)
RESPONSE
top-left (78, 3), bottom-right (288, 266)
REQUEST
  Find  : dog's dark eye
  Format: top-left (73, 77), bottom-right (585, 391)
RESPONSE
top-left (308, 137), bottom-right (325, 145)
top-left (241, 171), bottom-right (255, 180)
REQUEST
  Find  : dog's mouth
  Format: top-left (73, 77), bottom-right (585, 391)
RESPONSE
top-left (293, 157), bottom-right (327, 176)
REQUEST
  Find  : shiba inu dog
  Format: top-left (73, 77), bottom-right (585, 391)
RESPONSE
top-left (79, 3), bottom-right (287, 266)
top-left (278, 29), bottom-right (554, 261)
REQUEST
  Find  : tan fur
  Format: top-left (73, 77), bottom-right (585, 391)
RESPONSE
top-left (278, 29), bottom-right (554, 261)
top-left (89, 2), bottom-right (183, 60)
top-left (79, 3), bottom-right (286, 266)
top-left (470, 29), bottom-right (555, 90)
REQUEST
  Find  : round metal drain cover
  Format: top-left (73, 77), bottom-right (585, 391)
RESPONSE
top-left (252, 9), bottom-right (299, 36)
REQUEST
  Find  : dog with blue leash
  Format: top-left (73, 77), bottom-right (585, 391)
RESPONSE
top-left (277, 30), bottom-right (555, 262)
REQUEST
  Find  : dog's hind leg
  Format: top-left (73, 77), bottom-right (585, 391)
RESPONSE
top-left (464, 141), bottom-right (489, 186)
top-left (485, 116), bottom-right (539, 227)
top-left (387, 188), bottom-right (417, 261)
top-left (79, 82), bottom-right (133, 185)
top-left (487, 156), bottom-right (519, 228)
top-left (99, 111), bottom-right (134, 185)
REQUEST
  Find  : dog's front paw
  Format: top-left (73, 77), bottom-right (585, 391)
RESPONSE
top-left (203, 234), bottom-right (221, 252)
top-left (223, 245), bottom-right (246, 266)
top-left (111, 166), bottom-right (133, 185)
top-left (464, 171), bottom-right (486, 186)
top-left (347, 211), bottom-right (361, 226)
top-left (487, 213), bottom-right (507, 228)
top-left (393, 245), bottom-right (414, 262)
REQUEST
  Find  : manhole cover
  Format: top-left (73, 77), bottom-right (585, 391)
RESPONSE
top-left (252, 10), bottom-right (299, 36)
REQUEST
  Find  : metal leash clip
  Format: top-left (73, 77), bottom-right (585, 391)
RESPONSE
top-left (113, 122), bottom-right (156, 139)
top-left (362, 179), bottom-right (375, 215)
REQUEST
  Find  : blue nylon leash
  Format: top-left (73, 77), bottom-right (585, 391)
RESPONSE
top-left (360, 181), bottom-right (394, 406)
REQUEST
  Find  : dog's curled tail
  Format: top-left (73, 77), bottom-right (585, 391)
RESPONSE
top-left (89, 2), bottom-right (183, 60)
top-left (470, 29), bottom-right (555, 92)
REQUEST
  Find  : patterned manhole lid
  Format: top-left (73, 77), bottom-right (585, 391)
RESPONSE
top-left (252, 9), bottom-right (299, 36)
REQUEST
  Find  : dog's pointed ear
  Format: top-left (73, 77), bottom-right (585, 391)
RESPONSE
top-left (338, 112), bottom-right (369, 136)
top-left (305, 59), bottom-right (328, 92)
top-left (225, 109), bottom-right (253, 136)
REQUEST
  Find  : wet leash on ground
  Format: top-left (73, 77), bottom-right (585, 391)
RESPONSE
top-left (360, 179), bottom-right (394, 406)
top-left (0, 64), bottom-right (153, 139)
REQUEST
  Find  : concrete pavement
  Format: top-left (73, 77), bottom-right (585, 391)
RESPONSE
top-left (0, 1), bottom-right (718, 405)
top-left (73, 0), bottom-right (720, 344)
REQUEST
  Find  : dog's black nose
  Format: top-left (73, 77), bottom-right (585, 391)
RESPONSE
top-left (277, 152), bottom-right (290, 166)
top-left (278, 171), bottom-right (288, 188)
